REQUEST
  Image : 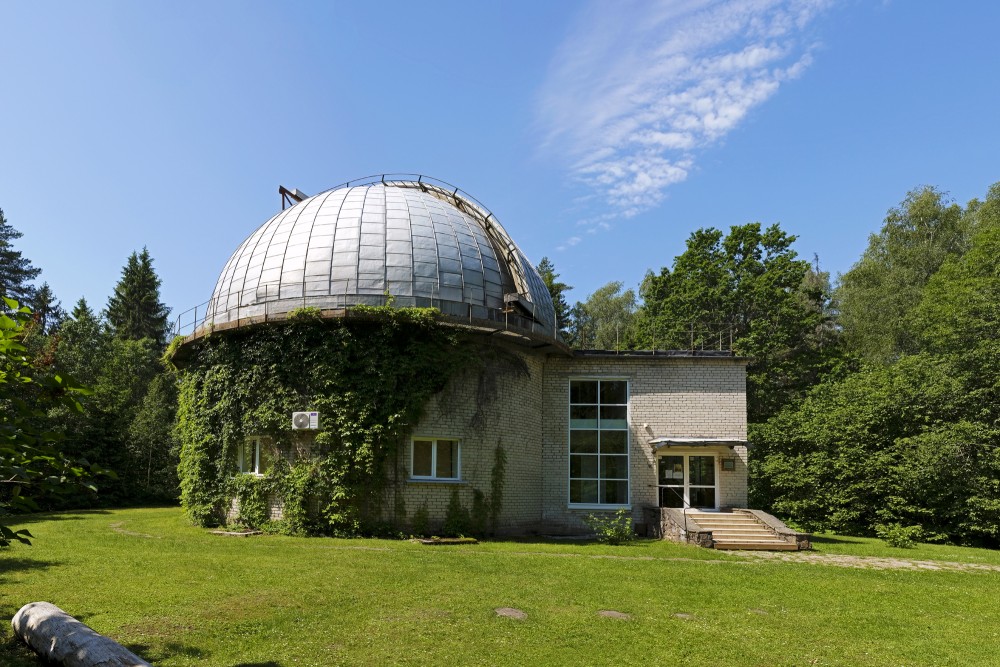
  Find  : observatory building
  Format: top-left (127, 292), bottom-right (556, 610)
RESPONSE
top-left (174, 175), bottom-right (778, 545)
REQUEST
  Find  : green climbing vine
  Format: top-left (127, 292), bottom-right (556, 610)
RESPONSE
top-left (175, 306), bottom-right (468, 535)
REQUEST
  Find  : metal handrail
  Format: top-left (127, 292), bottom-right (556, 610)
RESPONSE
top-left (659, 485), bottom-right (696, 535)
top-left (171, 280), bottom-right (559, 341)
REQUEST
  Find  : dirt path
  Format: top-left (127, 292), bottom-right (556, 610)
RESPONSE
top-left (730, 549), bottom-right (1000, 572)
top-left (108, 521), bottom-right (161, 539)
top-left (311, 542), bottom-right (1000, 573)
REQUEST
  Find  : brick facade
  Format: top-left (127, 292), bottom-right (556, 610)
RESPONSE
top-left (398, 346), bottom-right (748, 535)
top-left (395, 347), bottom-right (546, 534)
top-left (539, 353), bottom-right (748, 534)
top-left (232, 342), bottom-right (749, 536)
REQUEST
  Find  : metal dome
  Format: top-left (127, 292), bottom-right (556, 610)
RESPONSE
top-left (203, 175), bottom-right (558, 340)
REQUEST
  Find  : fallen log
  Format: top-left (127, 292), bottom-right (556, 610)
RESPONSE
top-left (11, 601), bottom-right (151, 667)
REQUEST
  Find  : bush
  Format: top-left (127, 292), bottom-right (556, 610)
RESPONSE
top-left (875, 523), bottom-right (924, 549)
top-left (410, 503), bottom-right (429, 537)
top-left (470, 489), bottom-right (489, 537)
top-left (584, 508), bottom-right (635, 545)
top-left (442, 488), bottom-right (471, 537)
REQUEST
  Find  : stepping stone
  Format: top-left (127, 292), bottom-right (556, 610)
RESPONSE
top-left (598, 610), bottom-right (631, 620)
top-left (495, 607), bottom-right (527, 620)
top-left (749, 608), bottom-right (769, 615)
top-left (672, 612), bottom-right (695, 620)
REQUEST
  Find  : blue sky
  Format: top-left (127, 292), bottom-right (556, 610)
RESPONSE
top-left (2, 1), bottom-right (998, 327)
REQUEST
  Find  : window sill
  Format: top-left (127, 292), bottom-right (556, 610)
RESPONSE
top-left (567, 504), bottom-right (631, 511)
top-left (407, 478), bottom-right (468, 485)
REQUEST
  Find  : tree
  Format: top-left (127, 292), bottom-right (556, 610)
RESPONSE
top-left (750, 354), bottom-right (1000, 546)
top-left (105, 247), bottom-right (170, 347)
top-left (751, 182), bottom-right (1000, 547)
top-left (837, 187), bottom-right (968, 363)
top-left (52, 317), bottom-right (176, 504)
top-left (915, 182), bottom-right (1000, 359)
top-left (128, 371), bottom-right (180, 498)
top-left (0, 209), bottom-right (41, 304)
top-left (536, 257), bottom-right (573, 339)
top-left (568, 281), bottom-right (637, 350)
top-left (28, 282), bottom-right (64, 333)
top-left (0, 298), bottom-right (95, 547)
top-left (56, 299), bottom-right (105, 387)
top-left (48, 293), bottom-right (182, 505)
top-left (636, 223), bottom-right (838, 421)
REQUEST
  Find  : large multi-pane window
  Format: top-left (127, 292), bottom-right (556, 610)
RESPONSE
top-left (569, 380), bottom-right (629, 505)
top-left (411, 438), bottom-right (460, 480)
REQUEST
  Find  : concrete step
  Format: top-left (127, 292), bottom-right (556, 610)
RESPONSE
top-left (672, 510), bottom-right (808, 551)
top-left (709, 530), bottom-right (782, 538)
top-left (712, 536), bottom-right (792, 544)
top-left (688, 513), bottom-right (757, 521)
top-left (697, 520), bottom-right (767, 527)
top-left (713, 540), bottom-right (799, 551)
top-left (689, 512), bottom-right (798, 551)
top-left (691, 519), bottom-right (760, 527)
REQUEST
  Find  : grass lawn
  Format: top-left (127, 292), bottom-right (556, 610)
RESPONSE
top-left (2, 508), bottom-right (999, 666)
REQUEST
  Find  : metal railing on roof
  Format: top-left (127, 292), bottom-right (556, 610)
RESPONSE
top-left (571, 322), bottom-right (735, 353)
top-left (172, 280), bottom-right (561, 343)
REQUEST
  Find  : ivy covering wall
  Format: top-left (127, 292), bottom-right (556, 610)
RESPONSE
top-left (174, 306), bottom-right (467, 535)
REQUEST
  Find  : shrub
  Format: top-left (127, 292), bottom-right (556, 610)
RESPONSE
top-left (470, 489), bottom-right (488, 537)
top-left (875, 523), bottom-right (924, 549)
top-left (410, 503), bottom-right (430, 537)
top-left (442, 487), bottom-right (471, 537)
top-left (584, 508), bottom-right (635, 545)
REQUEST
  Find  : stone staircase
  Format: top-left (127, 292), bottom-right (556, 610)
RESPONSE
top-left (687, 510), bottom-right (801, 550)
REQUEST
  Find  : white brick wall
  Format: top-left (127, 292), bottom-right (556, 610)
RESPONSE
top-left (245, 343), bottom-right (749, 536)
top-left (396, 345), bottom-right (546, 533)
top-left (401, 348), bottom-right (748, 535)
top-left (540, 354), bottom-right (748, 533)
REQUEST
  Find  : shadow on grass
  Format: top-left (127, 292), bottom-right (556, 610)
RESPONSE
top-left (126, 641), bottom-right (210, 663)
top-left (1, 509), bottom-right (114, 526)
top-left (232, 662), bottom-right (284, 667)
top-left (809, 533), bottom-right (867, 545)
top-left (0, 559), bottom-right (62, 667)
top-left (481, 535), bottom-right (657, 549)
top-left (0, 630), bottom-right (42, 667)
top-left (0, 557), bottom-right (60, 586)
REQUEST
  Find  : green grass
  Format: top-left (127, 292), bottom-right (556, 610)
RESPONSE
top-left (2, 508), bottom-right (1000, 666)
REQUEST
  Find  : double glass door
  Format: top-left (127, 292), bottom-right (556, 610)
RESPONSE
top-left (658, 454), bottom-right (717, 509)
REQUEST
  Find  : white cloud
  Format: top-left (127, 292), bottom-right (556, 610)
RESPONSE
top-left (538, 0), bottom-right (833, 219)
top-left (555, 235), bottom-right (584, 252)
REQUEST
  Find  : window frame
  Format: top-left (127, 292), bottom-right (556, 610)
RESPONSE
top-left (567, 378), bottom-right (630, 509)
top-left (239, 436), bottom-right (270, 476)
top-left (409, 437), bottom-right (462, 482)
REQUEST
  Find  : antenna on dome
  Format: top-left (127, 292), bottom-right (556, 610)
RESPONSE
top-left (279, 185), bottom-right (309, 210)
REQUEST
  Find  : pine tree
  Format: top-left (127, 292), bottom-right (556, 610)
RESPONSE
top-left (105, 247), bottom-right (170, 346)
top-left (28, 282), bottom-right (65, 333)
top-left (71, 297), bottom-right (96, 321)
top-left (536, 257), bottom-right (573, 338)
top-left (0, 208), bottom-right (41, 303)
top-left (58, 298), bottom-right (106, 386)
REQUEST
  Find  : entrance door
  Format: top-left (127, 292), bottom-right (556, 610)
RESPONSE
top-left (657, 454), bottom-right (717, 509)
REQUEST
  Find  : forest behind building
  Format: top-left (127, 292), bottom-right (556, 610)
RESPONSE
top-left (4, 182), bottom-right (1000, 547)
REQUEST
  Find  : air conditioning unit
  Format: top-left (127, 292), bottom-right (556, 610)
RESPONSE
top-left (291, 411), bottom-right (320, 430)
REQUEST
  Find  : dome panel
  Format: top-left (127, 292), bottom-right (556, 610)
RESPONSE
top-left (205, 177), bottom-right (558, 341)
